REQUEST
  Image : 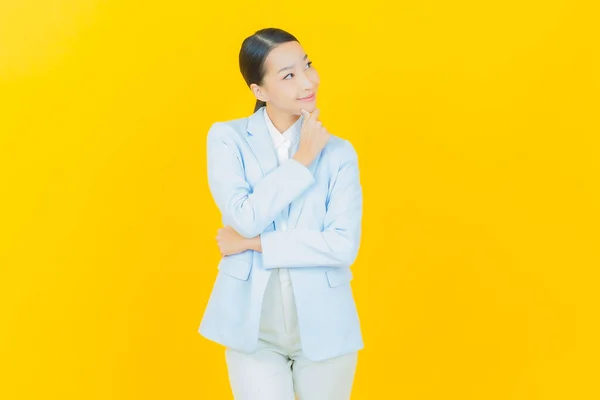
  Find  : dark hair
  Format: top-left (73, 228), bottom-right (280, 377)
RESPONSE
top-left (239, 28), bottom-right (299, 113)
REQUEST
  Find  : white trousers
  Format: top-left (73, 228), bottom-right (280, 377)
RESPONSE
top-left (225, 268), bottom-right (358, 400)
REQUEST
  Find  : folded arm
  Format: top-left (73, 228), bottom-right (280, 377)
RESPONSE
top-left (207, 122), bottom-right (315, 238)
top-left (256, 140), bottom-right (363, 269)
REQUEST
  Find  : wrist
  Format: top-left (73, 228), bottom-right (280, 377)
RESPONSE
top-left (245, 236), bottom-right (262, 252)
top-left (292, 150), bottom-right (312, 167)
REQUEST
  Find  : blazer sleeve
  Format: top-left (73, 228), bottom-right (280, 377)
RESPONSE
top-left (259, 139), bottom-right (363, 269)
top-left (207, 122), bottom-right (315, 238)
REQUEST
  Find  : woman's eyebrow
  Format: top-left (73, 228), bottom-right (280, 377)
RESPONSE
top-left (277, 54), bottom-right (309, 74)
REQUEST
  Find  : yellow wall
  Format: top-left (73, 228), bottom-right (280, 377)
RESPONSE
top-left (1, 1), bottom-right (599, 398)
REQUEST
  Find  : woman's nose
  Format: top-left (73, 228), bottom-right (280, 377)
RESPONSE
top-left (298, 73), bottom-right (313, 90)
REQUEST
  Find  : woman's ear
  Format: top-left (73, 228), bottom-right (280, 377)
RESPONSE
top-left (250, 83), bottom-right (267, 102)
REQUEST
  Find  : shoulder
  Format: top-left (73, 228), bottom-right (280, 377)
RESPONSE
top-left (207, 115), bottom-right (250, 142)
top-left (323, 134), bottom-right (359, 165)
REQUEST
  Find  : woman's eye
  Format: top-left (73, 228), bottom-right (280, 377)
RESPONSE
top-left (284, 62), bottom-right (312, 79)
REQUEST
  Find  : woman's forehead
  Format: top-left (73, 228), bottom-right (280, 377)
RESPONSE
top-left (264, 42), bottom-right (307, 74)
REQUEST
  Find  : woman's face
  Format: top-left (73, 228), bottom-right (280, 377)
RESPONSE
top-left (252, 41), bottom-right (320, 115)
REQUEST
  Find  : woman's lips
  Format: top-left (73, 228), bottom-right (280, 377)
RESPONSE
top-left (298, 93), bottom-right (316, 101)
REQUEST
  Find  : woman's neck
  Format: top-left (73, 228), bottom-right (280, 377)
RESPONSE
top-left (265, 105), bottom-right (300, 134)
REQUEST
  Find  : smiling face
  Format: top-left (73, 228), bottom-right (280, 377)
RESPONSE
top-left (251, 41), bottom-right (320, 116)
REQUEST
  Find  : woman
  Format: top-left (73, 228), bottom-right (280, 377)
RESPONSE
top-left (198, 27), bottom-right (364, 400)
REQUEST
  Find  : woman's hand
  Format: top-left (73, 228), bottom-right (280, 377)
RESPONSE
top-left (293, 108), bottom-right (330, 167)
top-left (216, 226), bottom-right (262, 255)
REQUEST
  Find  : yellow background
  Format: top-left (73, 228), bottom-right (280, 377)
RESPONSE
top-left (1, 1), bottom-right (599, 399)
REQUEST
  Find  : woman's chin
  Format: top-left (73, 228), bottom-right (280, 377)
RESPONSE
top-left (296, 104), bottom-right (316, 115)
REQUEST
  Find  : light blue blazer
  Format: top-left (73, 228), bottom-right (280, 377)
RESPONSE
top-left (198, 106), bottom-right (364, 362)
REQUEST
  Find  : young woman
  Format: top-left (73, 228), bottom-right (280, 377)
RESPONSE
top-left (198, 27), bottom-right (364, 400)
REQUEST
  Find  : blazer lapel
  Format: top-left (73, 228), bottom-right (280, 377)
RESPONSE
top-left (245, 107), bottom-right (278, 177)
top-left (245, 106), bottom-right (320, 229)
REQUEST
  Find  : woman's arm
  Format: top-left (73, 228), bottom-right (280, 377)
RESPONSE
top-left (207, 122), bottom-right (315, 238)
top-left (257, 140), bottom-right (363, 269)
